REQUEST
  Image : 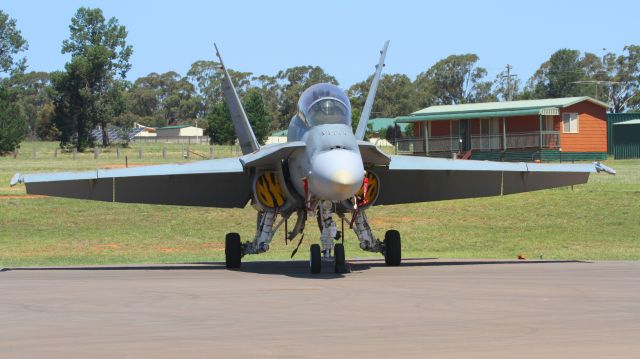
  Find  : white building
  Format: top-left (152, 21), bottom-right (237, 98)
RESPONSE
top-left (156, 125), bottom-right (204, 138)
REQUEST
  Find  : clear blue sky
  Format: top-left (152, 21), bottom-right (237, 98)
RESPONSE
top-left (3, 0), bottom-right (639, 88)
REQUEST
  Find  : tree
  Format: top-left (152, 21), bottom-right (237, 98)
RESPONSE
top-left (274, 66), bottom-right (338, 129)
top-left (0, 10), bottom-right (28, 75)
top-left (415, 54), bottom-right (494, 107)
top-left (523, 49), bottom-right (583, 99)
top-left (62, 8), bottom-right (132, 78)
top-left (0, 86), bottom-right (27, 155)
top-left (187, 60), bottom-right (252, 116)
top-left (206, 89), bottom-right (271, 146)
top-left (206, 100), bottom-right (235, 145)
top-left (130, 71), bottom-right (201, 126)
top-left (7, 71), bottom-right (54, 139)
top-left (252, 74), bottom-right (280, 130)
top-left (243, 88), bottom-right (270, 144)
top-left (53, 7), bottom-right (132, 149)
top-left (602, 45), bottom-right (640, 112)
top-left (35, 102), bottom-right (58, 140)
top-left (348, 73), bottom-right (419, 133)
top-left (50, 60), bottom-right (93, 150)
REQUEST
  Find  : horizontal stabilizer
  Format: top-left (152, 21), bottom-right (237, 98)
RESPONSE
top-left (240, 141), bottom-right (306, 168)
top-left (358, 141), bottom-right (391, 166)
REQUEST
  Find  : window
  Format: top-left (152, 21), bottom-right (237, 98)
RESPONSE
top-left (562, 113), bottom-right (579, 133)
top-left (480, 118), bottom-right (499, 135)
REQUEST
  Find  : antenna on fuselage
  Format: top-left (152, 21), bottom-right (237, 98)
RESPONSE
top-left (355, 40), bottom-right (390, 140)
top-left (214, 43), bottom-right (259, 155)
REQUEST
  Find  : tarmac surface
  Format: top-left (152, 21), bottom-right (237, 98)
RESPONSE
top-left (1, 259), bottom-right (639, 358)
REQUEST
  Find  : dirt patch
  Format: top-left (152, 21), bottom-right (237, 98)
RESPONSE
top-left (102, 164), bottom-right (148, 169)
top-left (206, 242), bottom-right (224, 251)
top-left (0, 195), bottom-right (48, 199)
top-left (92, 244), bottom-right (122, 251)
top-left (370, 217), bottom-right (392, 226)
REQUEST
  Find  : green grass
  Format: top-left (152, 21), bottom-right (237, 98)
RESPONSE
top-left (1, 141), bottom-right (638, 267)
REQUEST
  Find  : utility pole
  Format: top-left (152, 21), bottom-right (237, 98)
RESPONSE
top-left (501, 64), bottom-right (518, 101)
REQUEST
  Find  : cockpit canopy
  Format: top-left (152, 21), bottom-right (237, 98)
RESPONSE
top-left (297, 83), bottom-right (351, 127)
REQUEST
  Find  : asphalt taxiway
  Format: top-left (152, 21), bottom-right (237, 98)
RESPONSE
top-left (1, 259), bottom-right (638, 358)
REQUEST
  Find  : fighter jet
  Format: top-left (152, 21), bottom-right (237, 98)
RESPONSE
top-left (11, 42), bottom-right (615, 274)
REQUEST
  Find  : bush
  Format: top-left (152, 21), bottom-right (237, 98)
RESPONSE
top-left (0, 86), bottom-right (27, 155)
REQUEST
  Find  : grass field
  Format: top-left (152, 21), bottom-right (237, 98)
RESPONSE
top-left (1, 141), bottom-right (639, 267)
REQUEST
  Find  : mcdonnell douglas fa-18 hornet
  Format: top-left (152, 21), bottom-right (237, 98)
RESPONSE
top-left (11, 42), bottom-right (615, 274)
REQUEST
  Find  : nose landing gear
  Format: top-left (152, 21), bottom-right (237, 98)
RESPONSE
top-left (308, 243), bottom-right (347, 274)
top-left (310, 244), bottom-right (322, 274)
top-left (333, 243), bottom-right (347, 273)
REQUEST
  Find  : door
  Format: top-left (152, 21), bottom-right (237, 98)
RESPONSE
top-left (459, 120), bottom-right (470, 151)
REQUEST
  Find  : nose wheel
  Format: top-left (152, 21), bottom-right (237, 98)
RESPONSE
top-left (309, 243), bottom-right (348, 274)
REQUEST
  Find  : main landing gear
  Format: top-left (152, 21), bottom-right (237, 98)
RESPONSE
top-left (225, 232), bottom-right (242, 269)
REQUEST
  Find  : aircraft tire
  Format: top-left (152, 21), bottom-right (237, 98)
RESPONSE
top-left (384, 230), bottom-right (401, 266)
top-left (310, 244), bottom-right (321, 274)
top-left (225, 232), bottom-right (242, 269)
top-left (334, 243), bottom-right (346, 274)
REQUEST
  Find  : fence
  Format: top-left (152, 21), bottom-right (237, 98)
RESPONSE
top-left (397, 131), bottom-right (560, 154)
top-left (131, 136), bottom-right (210, 144)
top-left (10, 143), bottom-right (243, 162)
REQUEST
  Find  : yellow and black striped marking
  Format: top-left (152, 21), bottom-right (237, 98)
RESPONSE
top-left (255, 172), bottom-right (286, 208)
top-left (356, 170), bottom-right (379, 205)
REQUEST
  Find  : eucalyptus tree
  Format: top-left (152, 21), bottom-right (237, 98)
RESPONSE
top-left (51, 7), bottom-right (132, 149)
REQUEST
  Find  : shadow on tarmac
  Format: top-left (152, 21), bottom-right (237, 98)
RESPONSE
top-left (1, 258), bottom-right (588, 280)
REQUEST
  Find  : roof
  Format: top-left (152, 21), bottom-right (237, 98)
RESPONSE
top-left (613, 119), bottom-right (640, 125)
top-left (397, 97), bottom-right (609, 123)
top-left (91, 127), bottom-right (145, 143)
top-left (271, 130), bottom-right (288, 136)
top-left (369, 118), bottom-right (410, 132)
top-left (157, 125), bottom-right (192, 130)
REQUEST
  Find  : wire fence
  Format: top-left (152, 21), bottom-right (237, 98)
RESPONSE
top-left (10, 142), bottom-right (243, 163)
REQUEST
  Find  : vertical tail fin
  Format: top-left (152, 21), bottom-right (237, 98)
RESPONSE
top-left (355, 40), bottom-right (390, 140)
top-left (214, 44), bottom-right (259, 154)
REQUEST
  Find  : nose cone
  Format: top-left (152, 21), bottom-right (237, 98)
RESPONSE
top-left (309, 149), bottom-right (364, 201)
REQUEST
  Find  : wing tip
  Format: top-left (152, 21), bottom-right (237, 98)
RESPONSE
top-left (594, 162), bottom-right (616, 175)
top-left (10, 173), bottom-right (23, 187)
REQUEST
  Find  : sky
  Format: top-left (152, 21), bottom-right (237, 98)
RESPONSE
top-left (3, 0), bottom-right (639, 88)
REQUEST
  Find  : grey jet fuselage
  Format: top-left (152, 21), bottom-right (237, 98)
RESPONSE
top-left (286, 83), bottom-right (365, 202)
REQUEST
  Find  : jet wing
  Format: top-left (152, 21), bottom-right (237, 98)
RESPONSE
top-left (372, 155), bottom-right (613, 206)
top-left (11, 157), bottom-right (251, 208)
